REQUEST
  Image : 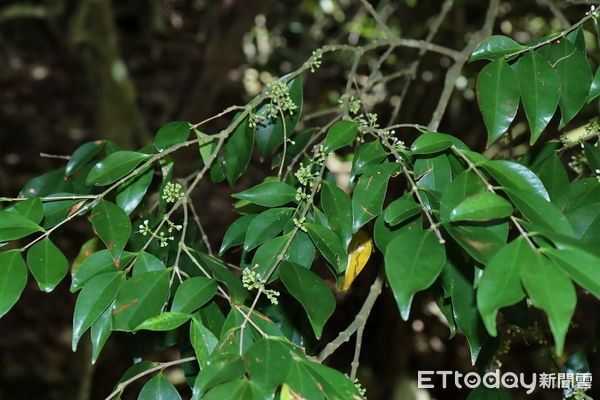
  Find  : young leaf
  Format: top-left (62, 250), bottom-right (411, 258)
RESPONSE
top-left (223, 117), bottom-right (254, 184)
top-left (384, 195), bottom-right (421, 226)
top-left (154, 121), bottom-right (190, 152)
top-left (243, 207), bottom-right (294, 251)
top-left (0, 209), bottom-right (44, 242)
top-left (116, 167), bottom-right (153, 215)
top-left (476, 58), bottom-right (520, 144)
top-left (86, 151), bottom-right (150, 186)
top-left (232, 182), bottom-right (296, 207)
top-left (90, 200), bottom-right (131, 261)
top-left (72, 272), bottom-right (124, 350)
top-left (449, 192), bottom-right (513, 222)
top-left (385, 227), bottom-right (446, 320)
top-left (280, 262), bottom-right (336, 338)
top-left (352, 162), bottom-right (398, 232)
top-left (320, 181), bottom-right (353, 247)
top-left (27, 238), bottom-right (68, 292)
top-left (514, 51), bottom-right (560, 144)
top-left (521, 254), bottom-right (576, 355)
top-left (219, 215), bottom-right (256, 255)
top-left (0, 250), bottom-right (28, 318)
top-left (323, 120), bottom-right (357, 153)
top-left (305, 222), bottom-right (348, 274)
top-left (171, 277), bottom-right (217, 314)
top-left (342, 230), bottom-right (372, 291)
top-left (135, 312), bottom-right (190, 331)
top-left (138, 373), bottom-right (182, 400)
top-left (410, 131), bottom-right (453, 154)
top-left (111, 269), bottom-right (170, 331)
top-left (477, 238), bottom-right (531, 336)
top-left (470, 35), bottom-right (526, 61)
top-left (66, 140), bottom-right (105, 176)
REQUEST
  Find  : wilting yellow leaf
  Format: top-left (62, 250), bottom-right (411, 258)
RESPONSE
top-left (342, 230), bottom-right (372, 291)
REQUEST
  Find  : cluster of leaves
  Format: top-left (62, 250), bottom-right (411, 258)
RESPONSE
top-left (2, 10), bottom-right (600, 400)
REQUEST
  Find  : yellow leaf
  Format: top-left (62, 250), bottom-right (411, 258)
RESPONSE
top-left (342, 230), bottom-right (372, 291)
top-left (280, 383), bottom-right (304, 400)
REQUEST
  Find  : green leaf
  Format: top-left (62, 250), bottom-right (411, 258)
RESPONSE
top-left (467, 387), bottom-right (511, 400)
top-left (449, 192), bottom-right (513, 222)
top-left (86, 151), bottom-right (150, 186)
top-left (444, 223), bottom-right (507, 264)
top-left (566, 26), bottom-right (586, 54)
top-left (203, 379), bottom-right (264, 400)
top-left (566, 202), bottom-right (600, 246)
top-left (383, 195), bottom-right (421, 226)
top-left (305, 222), bottom-right (347, 274)
top-left (71, 250), bottom-right (134, 292)
top-left (588, 66), bottom-right (600, 102)
top-left (477, 238), bottom-right (531, 336)
top-left (224, 117), bottom-right (254, 184)
top-left (244, 208), bottom-right (294, 251)
top-left (111, 270), bottom-right (170, 331)
top-left (482, 160), bottom-right (550, 201)
top-left (90, 200), bottom-right (132, 261)
top-left (138, 373), bottom-right (182, 400)
top-left (352, 162), bottom-right (398, 232)
top-left (320, 181), bottom-right (353, 247)
top-left (414, 153), bottom-right (452, 195)
top-left (250, 235), bottom-right (289, 280)
top-left (135, 312), bottom-right (190, 331)
top-left (441, 171), bottom-right (485, 220)
top-left (503, 187), bottom-right (574, 236)
top-left (190, 316), bottom-right (218, 368)
top-left (521, 254), bottom-right (576, 355)
top-left (244, 338), bottom-right (293, 392)
top-left (410, 131), bottom-right (453, 154)
top-left (584, 142), bottom-right (600, 171)
top-left (476, 58), bottom-right (520, 144)
top-left (66, 140), bottom-right (105, 176)
top-left (0, 209), bottom-right (44, 241)
top-left (514, 51), bottom-right (560, 144)
top-left (323, 120), bottom-right (357, 153)
top-left (40, 195), bottom-right (80, 229)
top-left (284, 231), bottom-right (316, 270)
top-left (192, 358), bottom-right (245, 399)
top-left (537, 154), bottom-right (569, 209)
top-left (27, 238), bottom-right (68, 292)
top-left (542, 39), bottom-right (592, 128)
top-left (19, 168), bottom-right (72, 198)
top-left (193, 251), bottom-right (249, 304)
top-left (72, 272), bottom-right (124, 350)
top-left (154, 121), bottom-right (190, 152)
top-left (350, 140), bottom-right (388, 181)
top-left (219, 215), bottom-right (256, 255)
top-left (303, 361), bottom-right (363, 400)
top-left (385, 227), bottom-right (446, 320)
top-left (232, 182), bottom-right (296, 207)
top-left (544, 247), bottom-right (600, 299)
top-left (280, 262), bottom-right (336, 338)
top-left (7, 197), bottom-right (43, 224)
top-left (0, 250), bottom-right (28, 318)
top-left (254, 76), bottom-right (303, 157)
top-left (116, 167), bottom-right (153, 215)
top-left (90, 306), bottom-right (112, 364)
top-left (470, 35), bottom-right (526, 61)
top-left (133, 251), bottom-right (165, 275)
top-left (171, 277), bottom-right (217, 314)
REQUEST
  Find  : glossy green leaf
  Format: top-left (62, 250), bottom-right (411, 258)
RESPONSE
top-left (190, 316), bottom-right (218, 368)
top-left (385, 227), bottom-right (446, 320)
top-left (86, 151), bottom-right (150, 186)
top-left (232, 182), bottom-right (296, 207)
top-left (441, 171), bottom-right (485, 220)
top-left (203, 379), bottom-right (264, 400)
top-left (323, 120), bottom-right (357, 153)
top-left (410, 131), bottom-right (452, 154)
top-left (244, 207), bottom-right (294, 251)
top-left (19, 168), bottom-right (72, 198)
top-left (303, 361), bottom-right (363, 400)
top-left (284, 361), bottom-right (324, 400)
top-left (476, 58), bottom-right (520, 144)
top-left (72, 272), bottom-right (124, 350)
top-left (90, 200), bottom-right (131, 260)
top-left (284, 230), bottom-right (316, 269)
top-left (116, 167), bottom-right (153, 215)
top-left (192, 358), bottom-right (245, 399)
top-left (350, 140), bottom-right (388, 181)
top-left (414, 153), bottom-right (452, 196)
top-left (0, 250), bottom-right (28, 318)
top-left (0, 209), bottom-right (44, 242)
top-left (305, 222), bottom-right (347, 274)
top-left (219, 215), bottom-right (256, 255)
top-left (450, 192), bottom-right (513, 222)
top-left (584, 142), bottom-right (600, 171)
top-left (40, 195), bottom-right (80, 229)
top-left (7, 197), bottom-right (43, 224)
top-left (566, 202), bottom-right (600, 246)
top-left (545, 247), bottom-right (600, 299)
top-left (280, 262), bottom-right (336, 338)
top-left (71, 250), bottom-right (134, 292)
top-left (244, 338), bottom-right (293, 392)
top-left (537, 154), bottom-right (569, 209)
top-left (66, 140), bottom-right (105, 176)
top-left (27, 238), bottom-right (68, 292)
top-left (470, 35), bottom-right (526, 62)
top-left (133, 251), bottom-right (165, 275)
top-left (477, 238), bottom-right (531, 336)
top-left (352, 162), bottom-right (398, 232)
top-left (251, 234), bottom-right (289, 280)
top-left (521, 254), bottom-right (576, 355)
top-left (482, 160), bottom-right (550, 201)
top-left (588, 66), bottom-right (600, 102)
top-left (171, 277), bottom-right (217, 314)
top-left (193, 251), bottom-right (249, 304)
top-left (543, 39), bottom-right (592, 127)
top-left (384, 195), bottom-right (421, 226)
top-left (254, 76), bottom-right (303, 157)
top-left (154, 121), bottom-right (190, 152)
top-left (138, 373), bottom-right (182, 400)
top-left (135, 312), bottom-right (190, 331)
top-left (444, 223), bottom-right (507, 264)
top-left (90, 306), bottom-right (112, 364)
top-left (514, 51), bottom-right (560, 144)
top-left (111, 270), bottom-right (170, 331)
top-left (320, 181), bottom-right (353, 247)
top-left (224, 117), bottom-right (254, 184)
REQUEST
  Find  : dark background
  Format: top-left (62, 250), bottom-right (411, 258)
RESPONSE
top-left (0, 0), bottom-right (599, 399)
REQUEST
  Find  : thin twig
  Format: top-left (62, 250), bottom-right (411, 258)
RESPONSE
top-left (188, 201), bottom-right (213, 255)
top-left (40, 152), bottom-right (71, 160)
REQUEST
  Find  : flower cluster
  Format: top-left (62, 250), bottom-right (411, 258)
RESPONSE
top-left (242, 268), bottom-right (280, 305)
top-left (265, 81), bottom-right (298, 118)
top-left (353, 112), bottom-right (379, 134)
top-left (353, 378), bottom-right (367, 399)
top-left (248, 112), bottom-right (266, 128)
top-left (295, 164), bottom-right (320, 187)
top-left (338, 94), bottom-right (362, 115)
top-left (308, 49), bottom-right (323, 73)
top-left (586, 5), bottom-right (599, 19)
top-left (293, 216), bottom-right (307, 232)
top-left (162, 182), bottom-right (185, 203)
top-left (137, 219), bottom-right (181, 247)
